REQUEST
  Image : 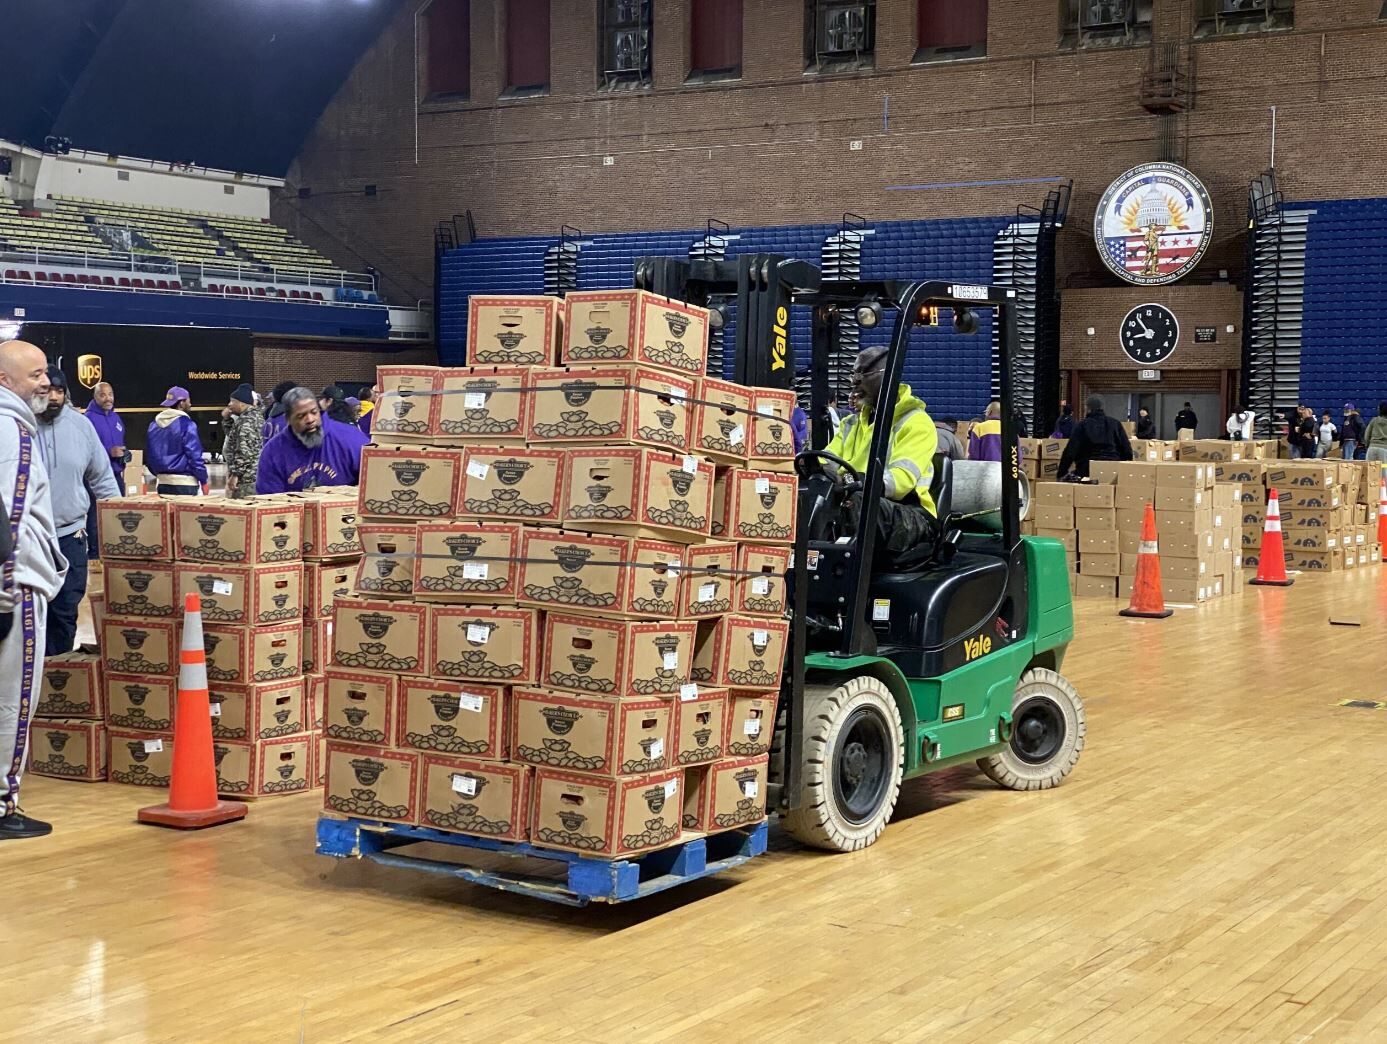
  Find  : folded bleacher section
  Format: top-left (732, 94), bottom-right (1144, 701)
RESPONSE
top-left (857, 217), bottom-right (1011, 420)
top-left (436, 217), bottom-right (1017, 421)
top-left (1298, 198), bottom-right (1387, 414)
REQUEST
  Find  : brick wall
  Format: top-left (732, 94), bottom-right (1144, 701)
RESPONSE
top-left (276, 0), bottom-right (1387, 300)
top-left (1060, 283), bottom-right (1243, 371)
top-left (252, 339), bottom-right (437, 395)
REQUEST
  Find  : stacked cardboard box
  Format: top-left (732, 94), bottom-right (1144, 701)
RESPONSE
top-left (30, 651), bottom-right (107, 782)
top-left (92, 494), bottom-right (326, 797)
top-left (1018, 438), bottom-right (1066, 482)
top-left (1240, 461), bottom-right (1385, 572)
top-left (1030, 460), bottom-right (1242, 603)
top-left (323, 291), bottom-right (788, 858)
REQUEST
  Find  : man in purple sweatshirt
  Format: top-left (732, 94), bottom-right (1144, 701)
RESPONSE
top-left (84, 382), bottom-right (127, 494)
top-left (256, 386), bottom-right (369, 494)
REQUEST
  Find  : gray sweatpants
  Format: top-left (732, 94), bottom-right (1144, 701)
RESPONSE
top-left (1, 588), bottom-right (48, 816)
top-left (1367, 447), bottom-right (1387, 465)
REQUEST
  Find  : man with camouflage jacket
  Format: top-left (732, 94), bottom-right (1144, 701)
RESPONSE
top-left (223, 383), bottom-right (265, 498)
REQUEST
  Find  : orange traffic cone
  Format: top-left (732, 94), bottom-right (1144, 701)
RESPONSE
top-left (1120, 503), bottom-right (1173, 619)
top-left (1377, 473), bottom-right (1387, 562)
top-left (138, 593), bottom-right (248, 829)
top-left (1249, 488), bottom-right (1294, 587)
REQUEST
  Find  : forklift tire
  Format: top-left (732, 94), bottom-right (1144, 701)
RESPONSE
top-left (977, 668), bottom-right (1085, 791)
top-left (780, 677), bottom-right (904, 852)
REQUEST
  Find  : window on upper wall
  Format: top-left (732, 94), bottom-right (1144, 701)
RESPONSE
top-left (806, 0), bottom-right (876, 73)
top-left (689, 0), bottom-right (743, 80)
top-left (1194, 0), bottom-right (1293, 36)
top-left (600, 0), bottom-right (652, 88)
top-left (424, 0), bottom-right (471, 99)
top-left (1059, 0), bottom-right (1153, 49)
top-left (505, 0), bottom-right (550, 94)
top-left (915, 0), bottom-right (987, 63)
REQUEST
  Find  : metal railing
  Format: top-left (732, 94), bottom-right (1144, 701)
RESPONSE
top-left (0, 243), bottom-right (376, 292)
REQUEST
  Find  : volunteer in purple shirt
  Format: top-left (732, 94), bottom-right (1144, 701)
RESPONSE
top-left (256, 386), bottom-right (369, 494)
top-left (84, 381), bottom-right (127, 493)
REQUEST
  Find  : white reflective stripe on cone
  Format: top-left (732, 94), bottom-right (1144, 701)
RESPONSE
top-left (1265, 520), bottom-right (1281, 532)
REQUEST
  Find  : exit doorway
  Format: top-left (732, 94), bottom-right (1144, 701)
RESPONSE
top-left (1074, 371), bottom-right (1231, 442)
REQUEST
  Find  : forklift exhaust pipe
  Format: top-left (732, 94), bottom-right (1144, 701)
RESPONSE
top-left (949, 461), bottom-right (1031, 529)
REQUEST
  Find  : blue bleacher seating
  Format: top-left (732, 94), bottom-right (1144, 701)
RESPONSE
top-left (1298, 198), bottom-right (1387, 421)
top-left (436, 216), bottom-right (1013, 417)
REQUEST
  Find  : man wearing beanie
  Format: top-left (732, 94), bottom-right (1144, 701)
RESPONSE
top-left (223, 382), bottom-right (265, 499)
top-left (35, 366), bottom-right (119, 654)
top-left (1057, 394), bottom-right (1134, 480)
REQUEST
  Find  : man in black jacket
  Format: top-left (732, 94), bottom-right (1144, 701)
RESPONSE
top-left (1174, 402), bottom-right (1198, 437)
top-left (1058, 395), bottom-right (1134, 479)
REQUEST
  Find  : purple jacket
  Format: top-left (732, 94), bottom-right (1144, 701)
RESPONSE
top-left (358, 409), bottom-right (372, 436)
top-left (146, 409), bottom-right (208, 484)
top-left (256, 419), bottom-right (368, 494)
top-left (85, 403), bottom-right (126, 477)
top-left (263, 411), bottom-right (288, 441)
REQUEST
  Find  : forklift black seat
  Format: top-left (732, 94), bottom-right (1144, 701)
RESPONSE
top-left (929, 453), bottom-right (952, 520)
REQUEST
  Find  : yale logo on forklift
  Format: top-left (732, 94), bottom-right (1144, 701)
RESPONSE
top-left (963, 634), bottom-right (993, 661)
top-left (771, 306), bottom-right (789, 371)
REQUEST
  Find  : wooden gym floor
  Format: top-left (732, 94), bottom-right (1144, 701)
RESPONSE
top-left (5, 567), bottom-right (1387, 1042)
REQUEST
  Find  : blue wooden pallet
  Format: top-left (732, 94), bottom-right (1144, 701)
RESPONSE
top-left (316, 815), bottom-right (769, 907)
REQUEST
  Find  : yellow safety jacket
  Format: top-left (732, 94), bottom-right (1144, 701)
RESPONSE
top-left (825, 383), bottom-right (938, 515)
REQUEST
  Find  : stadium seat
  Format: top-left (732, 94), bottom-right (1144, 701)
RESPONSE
top-left (118, 277), bottom-right (130, 287)
top-left (4, 270), bottom-right (14, 280)
top-left (254, 287), bottom-right (267, 297)
top-left (35, 272), bottom-right (47, 282)
top-left (102, 276), bottom-right (115, 286)
top-left (63, 274), bottom-right (76, 283)
top-left (156, 280), bottom-right (170, 290)
top-left (312, 292), bottom-right (324, 301)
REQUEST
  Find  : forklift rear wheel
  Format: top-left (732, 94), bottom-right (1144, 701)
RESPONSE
top-left (781, 676), bottom-right (904, 852)
top-left (977, 668), bottom-right (1085, 791)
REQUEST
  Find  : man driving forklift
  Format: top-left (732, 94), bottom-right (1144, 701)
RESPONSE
top-left (823, 346), bottom-right (940, 571)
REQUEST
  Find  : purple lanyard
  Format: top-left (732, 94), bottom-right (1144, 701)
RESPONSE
top-left (3, 422), bottom-right (32, 594)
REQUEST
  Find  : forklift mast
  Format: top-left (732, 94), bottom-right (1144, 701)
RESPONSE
top-left (636, 255), bottom-right (1024, 813)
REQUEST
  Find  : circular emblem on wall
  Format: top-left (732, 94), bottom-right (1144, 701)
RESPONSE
top-left (1094, 162), bottom-right (1214, 286)
top-left (1120, 303), bottom-right (1179, 365)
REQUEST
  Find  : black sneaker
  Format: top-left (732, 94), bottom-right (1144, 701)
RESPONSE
top-left (0, 812), bottom-right (52, 839)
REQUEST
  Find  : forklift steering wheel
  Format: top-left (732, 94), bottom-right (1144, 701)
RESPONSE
top-left (794, 450), bottom-right (860, 484)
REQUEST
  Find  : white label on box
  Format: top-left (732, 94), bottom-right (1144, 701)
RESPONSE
top-left (751, 577), bottom-right (771, 595)
top-left (458, 692), bottom-right (484, 713)
top-left (143, 738), bottom-right (163, 754)
top-left (466, 623), bottom-right (492, 644)
top-left (649, 738), bottom-right (664, 760)
top-left (664, 779), bottom-right (678, 799)
top-left (465, 460), bottom-right (490, 480)
top-left (662, 650), bottom-right (679, 671)
top-left (463, 391), bottom-right (487, 409)
top-left (211, 579), bottom-right (233, 596)
top-left (728, 424), bottom-right (745, 446)
top-left (698, 583), bottom-right (717, 603)
top-left (209, 701), bottom-right (221, 718)
top-left (740, 779), bottom-right (759, 799)
top-left (451, 774), bottom-right (478, 797)
top-left (872, 599), bottom-right (890, 622)
top-left (751, 629), bottom-right (769, 645)
top-left (665, 560), bottom-right (681, 575)
top-left (682, 455), bottom-right (699, 475)
top-left (679, 683), bottom-right (699, 701)
top-left (754, 477), bottom-right (771, 495)
top-left (667, 386), bottom-right (686, 406)
top-left (744, 718), bottom-right (761, 736)
top-left (462, 562), bottom-right (489, 580)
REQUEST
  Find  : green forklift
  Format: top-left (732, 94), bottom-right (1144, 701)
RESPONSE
top-left (638, 256), bottom-right (1087, 852)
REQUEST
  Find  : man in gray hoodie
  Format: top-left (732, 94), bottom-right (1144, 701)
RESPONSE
top-left (36, 367), bottom-right (119, 655)
top-left (0, 341), bottom-right (67, 840)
